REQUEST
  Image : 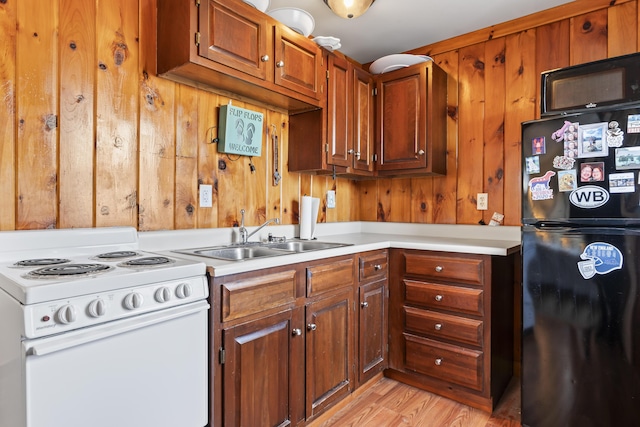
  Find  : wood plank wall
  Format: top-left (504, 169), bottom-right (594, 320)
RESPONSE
top-left (0, 0), bottom-right (637, 231)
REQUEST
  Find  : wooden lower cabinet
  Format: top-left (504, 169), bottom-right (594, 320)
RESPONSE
top-left (222, 307), bottom-right (305, 427)
top-left (212, 253), bottom-right (388, 426)
top-left (305, 287), bottom-right (353, 419)
top-left (387, 249), bottom-right (515, 413)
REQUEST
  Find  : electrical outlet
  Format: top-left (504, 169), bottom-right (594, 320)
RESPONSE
top-left (327, 190), bottom-right (336, 209)
top-left (200, 184), bottom-right (213, 208)
top-left (477, 193), bottom-right (488, 210)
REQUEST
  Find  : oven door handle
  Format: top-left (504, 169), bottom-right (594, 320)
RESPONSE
top-left (24, 300), bottom-right (209, 357)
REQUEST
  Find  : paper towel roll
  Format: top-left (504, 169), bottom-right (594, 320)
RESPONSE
top-left (300, 196), bottom-right (320, 240)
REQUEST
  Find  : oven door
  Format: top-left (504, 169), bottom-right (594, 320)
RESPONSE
top-left (23, 300), bottom-right (209, 427)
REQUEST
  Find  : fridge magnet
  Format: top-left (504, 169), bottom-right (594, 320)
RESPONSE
top-left (627, 114), bottom-right (640, 133)
top-left (558, 170), bottom-right (577, 192)
top-left (606, 121), bottom-right (624, 147)
top-left (552, 121), bottom-right (578, 144)
top-left (577, 242), bottom-right (623, 280)
top-left (569, 185), bottom-right (609, 209)
top-left (614, 146), bottom-right (640, 170)
top-left (578, 122), bottom-right (608, 158)
top-left (609, 172), bottom-right (635, 193)
top-left (525, 156), bottom-right (540, 174)
top-left (532, 137), bottom-right (546, 155)
top-left (563, 137), bottom-right (578, 158)
top-left (580, 162), bottom-right (605, 182)
top-left (528, 170), bottom-right (556, 200)
top-left (553, 155), bottom-right (575, 170)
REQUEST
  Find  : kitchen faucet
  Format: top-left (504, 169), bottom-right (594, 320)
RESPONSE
top-left (239, 209), bottom-right (280, 244)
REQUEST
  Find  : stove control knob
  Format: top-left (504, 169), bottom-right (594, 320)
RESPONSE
top-left (123, 292), bottom-right (144, 310)
top-left (88, 299), bottom-right (107, 317)
top-left (175, 283), bottom-right (192, 299)
top-left (155, 287), bottom-right (171, 303)
top-left (56, 304), bottom-right (77, 324)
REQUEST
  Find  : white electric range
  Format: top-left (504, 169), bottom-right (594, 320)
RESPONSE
top-left (0, 227), bottom-right (209, 427)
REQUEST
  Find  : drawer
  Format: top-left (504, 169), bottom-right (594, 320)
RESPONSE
top-left (404, 280), bottom-right (483, 316)
top-left (358, 250), bottom-right (388, 282)
top-left (404, 333), bottom-right (483, 391)
top-left (221, 270), bottom-right (297, 322)
top-left (404, 306), bottom-right (483, 347)
top-left (405, 253), bottom-right (483, 285)
top-left (306, 257), bottom-right (355, 296)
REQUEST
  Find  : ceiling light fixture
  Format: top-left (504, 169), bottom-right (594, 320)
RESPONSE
top-left (323, 0), bottom-right (376, 19)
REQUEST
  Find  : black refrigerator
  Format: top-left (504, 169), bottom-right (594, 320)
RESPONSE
top-left (522, 106), bottom-right (640, 426)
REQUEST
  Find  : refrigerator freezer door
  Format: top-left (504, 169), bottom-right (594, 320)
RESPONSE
top-left (522, 226), bottom-right (640, 427)
top-left (522, 107), bottom-right (640, 225)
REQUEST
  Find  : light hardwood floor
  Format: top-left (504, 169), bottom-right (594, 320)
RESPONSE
top-left (310, 376), bottom-right (521, 427)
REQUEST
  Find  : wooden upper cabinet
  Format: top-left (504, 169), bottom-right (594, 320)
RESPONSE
top-left (198, 0), bottom-right (272, 81)
top-left (352, 66), bottom-right (375, 173)
top-left (376, 61), bottom-right (447, 176)
top-left (274, 25), bottom-right (322, 100)
top-left (156, 0), bottom-right (322, 111)
top-left (327, 54), bottom-right (352, 169)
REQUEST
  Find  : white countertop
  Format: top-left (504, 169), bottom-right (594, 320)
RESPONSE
top-left (139, 222), bottom-right (521, 277)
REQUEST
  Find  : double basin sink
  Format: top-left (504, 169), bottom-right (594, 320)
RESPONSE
top-left (174, 239), bottom-right (351, 261)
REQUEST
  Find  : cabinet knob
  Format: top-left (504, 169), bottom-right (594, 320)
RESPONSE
top-left (435, 358), bottom-right (443, 366)
top-left (435, 265), bottom-right (443, 272)
top-left (348, 149), bottom-right (354, 154)
top-left (307, 323), bottom-right (317, 331)
top-left (434, 323), bottom-right (442, 331)
top-left (417, 149), bottom-right (425, 156)
top-left (361, 301), bottom-right (369, 308)
top-left (355, 151), bottom-right (361, 159)
top-left (261, 55), bottom-right (270, 62)
top-left (374, 264), bottom-right (382, 271)
top-left (435, 294), bottom-right (443, 302)
top-left (276, 60), bottom-right (285, 68)
top-left (292, 328), bottom-right (302, 336)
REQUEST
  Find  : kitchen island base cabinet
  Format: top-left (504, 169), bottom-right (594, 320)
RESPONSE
top-left (387, 249), bottom-right (515, 413)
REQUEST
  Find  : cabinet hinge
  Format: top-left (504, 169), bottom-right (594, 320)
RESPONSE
top-left (219, 347), bottom-right (225, 364)
top-left (195, 32), bottom-right (201, 47)
top-left (326, 70), bottom-right (330, 80)
top-left (195, 0), bottom-right (200, 6)
top-left (373, 153), bottom-right (378, 162)
top-left (373, 87), bottom-right (378, 96)
top-left (324, 143), bottom-right (329, 153)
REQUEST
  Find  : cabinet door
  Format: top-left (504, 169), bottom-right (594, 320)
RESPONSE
top-left (327, 54), bottom-right (352, 168)
top-left (306, 288), bottom-right (353, 418)
top-left (274, 25), bottom-right (321, 99)
top-left (222, 308), bottom-right (304, 427)
top-left (198, 0), bottom-right (272, 81)
top-left (376, 65), bottom-right (425, 170)
top-left (357, 279), bottom-right (387, 386)
top-left (352, 67), bottom-right (375, 173)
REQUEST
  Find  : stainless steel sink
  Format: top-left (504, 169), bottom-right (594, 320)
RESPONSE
top-left (176, 245), bottom-right (287, 261)
top-left (174, 240), bottom-right (351, 261)
top-left (260, 240), bottom-right (349, 253)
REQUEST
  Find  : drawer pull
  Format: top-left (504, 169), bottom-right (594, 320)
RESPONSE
top-left (292, 328), bottom-right (302, 336)
top-left (435, 358), bottom-right (443, 366)
top-left (361, 301), bottom-right (369, 308)
top-left (434, 323), bottom-right (442, 331)
top-left (435, 265), bottom-right (443, 272)
top-left (435, 294), bottom-right (444, 302)
top-left (374, 264), bottom-right (382, 271)
top-left (307, 323), bottom-right (317, 331)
